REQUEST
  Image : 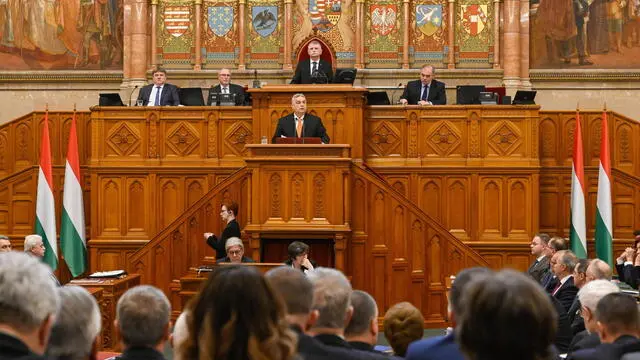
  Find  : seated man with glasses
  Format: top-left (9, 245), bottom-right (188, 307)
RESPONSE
top-left (218, 237), bottom-right (254, 264)
top-left (399, 64), bottom-right (447, 105)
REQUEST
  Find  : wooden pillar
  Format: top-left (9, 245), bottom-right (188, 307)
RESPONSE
top-left (150, 0), bottom-right (158, 71)
top-left (447, 0), bottom-right (455, 68)
top-left (519, 0), bottom-right (531, 88)
top-left (239, 0), bottom-right (247, 70)
top-left (493, 0), bottom-right (501, 68)
top-left (402, 0), bottom-right (410, 68)
top-left (194, 0), bottom-right (202, 70)
top-left (502, 0), bottom-right (520, 91)
top-left (355, 0), bottom-right (364, 69)
top-left (283, 0), bottom-right (293, 70)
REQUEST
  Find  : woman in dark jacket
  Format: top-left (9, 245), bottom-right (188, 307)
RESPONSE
top-left (203, 200), bottom-right (241, 259)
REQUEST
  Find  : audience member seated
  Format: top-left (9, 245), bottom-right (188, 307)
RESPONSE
top-left (586, 259), bottom-right (613, 282)
top-left (0, 252), bottom-right (60, 360)
top-left (217, 237), bottom-right (254, 264)
top-left (549, 293), bottom-right (574, 353)
top-left (170, 311), bottom-right (189, 360)
top-left (568, 279), bottom-right (620, 353)
top-left (406, 267), bottom-right (492, 360)
top-left (284, 241), bottom-right (316, 273)
top-left (177, 266), bottom-right (297, 360)
top-left (0, 235), bottom-right (11, 252)
top-left (46, 286), bottom-right (101, 360)
top-left (383, 302), bottom-right (425, 357)
top-left (456, 269), bottom-right (557, 360)
top-left (115, 285), bottom-right (171, 360)
top-left (568, 293), bottom-right (640, 360)
top-left (615, 235), bottom-right (640, 288)
top-left (528, 233), bottom-right (551, 283)
top-left (550, 250), bottom-right (579, 312)
top-left (344, 290), bottom-right (381, 353)
top-left (541, 236), bottom-right (570, 291)
top-left (23, 234), bottom-right (45, 259)
top-left (569, 259), bottom-right (590, 336)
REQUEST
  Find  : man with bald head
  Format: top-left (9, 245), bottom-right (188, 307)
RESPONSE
top-left (208, 68), bottom-right (247, 106)
top-left (569, 258), bottom-right (613, 336)
top-left (550, 250), bottom-right (579, 312)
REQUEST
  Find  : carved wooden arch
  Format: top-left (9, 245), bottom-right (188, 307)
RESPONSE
top-left (294, 35), bottom-right (337, 70)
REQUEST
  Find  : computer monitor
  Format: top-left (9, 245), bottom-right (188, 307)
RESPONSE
top-left (479, 92), bottom-right (498, 105)
top-left (179, 88), bottom-right (205, 106)
top-left (512, 90), bottom-right (537, 105)
top-left (456, 85), bottom-right (486, 105)
top-left (366, 91), bottom-right (391, 105)
top-left (332, 68), bottom-right (357, 84)
top-left (99, 93), bottom-right (125, 106)
top-left (208, 92), bottom-right (219, 106)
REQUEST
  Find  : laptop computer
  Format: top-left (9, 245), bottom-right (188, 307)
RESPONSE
top-left (512, 90), bottom-right (537, 105)
top-left (367, 91), bottom-right (391, 105)
top-left (99, 93), bottom-right (125, 106)
top-left (179, 88), bottom-right (205, 106)
top-left (456, 85), bottom-right (486, 105)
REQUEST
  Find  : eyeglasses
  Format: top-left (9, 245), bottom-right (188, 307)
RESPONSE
top-left (228, 250), bottom-right (243, 256)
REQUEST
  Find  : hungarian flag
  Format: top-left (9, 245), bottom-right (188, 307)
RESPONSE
top-left (570, 110), bottom-right (587, 259)
top-left (35, 110), bottom-right (58, 270)
top-left (595, 110), bottom-right (613, 265)
top-left (61, 112), bottom-right (87, 277)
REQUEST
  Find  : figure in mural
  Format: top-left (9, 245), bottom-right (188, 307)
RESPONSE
top-left (77, 0), bottom-right (121, 68)
top-left (535, 0), bottom-right (577, 64)
top-left (569, 0), bottom-right (594, 65)
top-left (588, 0), bottom-right (610, 54)
top-left (607, 0), bottom-right (626, 52)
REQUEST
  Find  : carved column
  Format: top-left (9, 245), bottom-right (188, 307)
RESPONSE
top-left (239, 0), bottom-right (247, 70)
top-left (493, 0), bottom-right (500, 68)
top-left (194, 0), bottom-right (202, 70)
top-left (519, 0), bottom-right (531, 88)
top-left (283, 0), bottom-right (293, 70)
top-left (124, 0), bottom-right (149, 86)
top-left (402, 0), bottom-right (410, 68)
top-left (150, 0), bottom-right (158, 70)
top-left (447, 0), bottom-right (455, 68)
top-left (502, 0), bottom-right (520, 91)
top-left (355, 0), bottom-right (364, 68)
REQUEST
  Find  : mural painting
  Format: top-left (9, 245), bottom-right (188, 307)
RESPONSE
top-left (202, 1), bottom-right (238, 68)
top-left (247, 0), bottom-right (281, 68)
top-left (411, 1), bottom-right (447, 68)
top-left (530, 0), bottom-right (640, 68)
top-left (158, 1), bottom-right (194, 68)
top-left (454, 0), bottom-right (494, 68)
top-left (0, 0), bottom-right (123, 70)
top-left (366, 1), bottom-right (402, 68)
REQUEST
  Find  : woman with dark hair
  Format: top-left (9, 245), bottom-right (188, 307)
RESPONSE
top-left (203, 200), bottom-right (241, 260)
top-left (284, 241), bottom-right (316, 273)
top-left (177, 265), bottom-right (298, 360)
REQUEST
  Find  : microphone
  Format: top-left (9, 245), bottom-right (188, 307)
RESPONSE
top-left (128, 85), bottom-right (139, 106)
top-left (391, 83), bottom-right (403, 105)
top-left (252, 70), bottom-right (261, 88)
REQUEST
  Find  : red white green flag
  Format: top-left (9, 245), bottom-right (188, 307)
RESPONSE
top-left (35, 110), bottom-right (58, 270)
top-left (570, 110), bottom-right (587, 258)
top-left (595, 110), bottom-right (613, 265)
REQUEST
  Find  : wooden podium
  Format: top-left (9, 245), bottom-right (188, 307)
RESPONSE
top-left (249, 85), bottom-right (368, 159)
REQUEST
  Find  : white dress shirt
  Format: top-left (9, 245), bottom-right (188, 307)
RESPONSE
top-left (148, 85), bottom-right (164, 106)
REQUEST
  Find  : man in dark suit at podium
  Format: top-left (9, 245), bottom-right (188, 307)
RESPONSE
top-left (399, 64), bottom-right (446, 105)
top-left (272, 93), bottom-right (330, 144)
top-left (136, 67), bottom-right (180, 106)
top-left (291, 41), bottom-right (334, 84)
top-left (208, 68), bottom-right (247, 105)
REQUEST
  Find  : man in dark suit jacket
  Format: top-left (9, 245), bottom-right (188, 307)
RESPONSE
top-left (528, 233), bottom-right (551, 283)
top-left (272, 93), bottom-right (330, 144)
top-left (291, 41), bottom-right (334, 84)
top-left (399, 65), bottom-right (446, 105)
top-left (136, 67), bottom-right (180, 106)
top-left (550, 250), bottom-right (579, 312)
top-left (207, 68), bottom-right (247, 106)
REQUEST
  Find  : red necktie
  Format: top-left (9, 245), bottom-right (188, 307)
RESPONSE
top-left (552, 281), bottom-right (562, 295)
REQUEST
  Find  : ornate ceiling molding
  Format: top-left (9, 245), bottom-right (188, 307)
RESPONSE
top-left (0, 71), bottom-right (123, 83)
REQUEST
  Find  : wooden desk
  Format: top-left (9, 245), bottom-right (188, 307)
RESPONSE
top-left (70, 274), bottom-right (141, 351)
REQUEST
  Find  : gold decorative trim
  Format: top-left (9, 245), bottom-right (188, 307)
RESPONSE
top-left (0, 71), bottom-right (124, 83)
top-left (530, 69), bottom-right (640, 82)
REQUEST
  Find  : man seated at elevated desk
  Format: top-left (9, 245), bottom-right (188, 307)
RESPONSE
top-left (208, 68), bottom-right (247, 106)
top-left (136, 67), bottom-right (181, 106)
top-left (290, 41), bottom-right (333, 84)
top-left (399, 64), bottom-right (447, 105)
top-left (271, 93), bottom-right (330, 144)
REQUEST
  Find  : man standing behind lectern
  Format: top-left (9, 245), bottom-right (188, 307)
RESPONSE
top-left (399, 64), bottom-right (446, 105)
top-left (272, 93), bottom-right (330, 144)
top-left (291, 41), bottom-right (334, 84)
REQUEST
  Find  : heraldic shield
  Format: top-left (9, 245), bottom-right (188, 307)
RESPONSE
top-left (208, 6), bottom-right (234, 37)
top-left (460, 4), bottom-right (488, 36)
top-left (416, 4), bottom-right (442, 37)
top-left (370, 4), bottom-right (397, 36)
top-left (309, 0), bottom-right (342, 32)
top-left (164, 6), bottom-right (191, 38)
top-left (252, 6), bottom-right (278, 37)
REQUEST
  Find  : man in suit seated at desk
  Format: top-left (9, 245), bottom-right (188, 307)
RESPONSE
top-left (399, 64), bottom-right (447, 105)
top-left (208, 68), bottom-right (247, 106)
top-left (217, 237), bottom-right (254, 264)
top-left (136, 67), bottom-right (180, 106)
top-left (291, 41), bottom-right (333, 84)
top-left (272, 93), bottom-right (330, 144)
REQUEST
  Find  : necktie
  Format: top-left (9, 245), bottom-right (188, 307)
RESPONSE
top-left (312, 62), bottom-right (318, 74)
top-left (296, 119), bottom-right (303, 138)
top-left (552, 281), bottom-right (562, 295)
top-left (222, 87), bottom-right (228, 94)
top-left (421, 85), bottom-right (430, 101)
top-left (154, 86), bottom-right (161, 106)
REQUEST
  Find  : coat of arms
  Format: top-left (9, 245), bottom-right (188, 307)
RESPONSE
top-left (208, 6), bottom-right (234, 37)
top-left (252, 6), bottom-right (278, 37)
top-left (416, 4), bottom-right (442, 37)
top-left (460, 4), bottom-right (488, 36)
top-left (309, 0), bottom-right (341, 32)
top-left (370, 4), bottom-right (397, 36)
top-left (164, 6), bottom-right (191, 38)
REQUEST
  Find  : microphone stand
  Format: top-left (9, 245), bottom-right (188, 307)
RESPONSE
top-left (128, 85), bottom-right (139, 106)
top-left (391, 83), bottom-right (403, 105)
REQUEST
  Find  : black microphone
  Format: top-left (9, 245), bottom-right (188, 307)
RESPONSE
top-left (128, 85), bottom-right (139, 106)
top-left (252, 69), bottom-right (261, 88)
top-left (391, 83), bottom-right (403, 105)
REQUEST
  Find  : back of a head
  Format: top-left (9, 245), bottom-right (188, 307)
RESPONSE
top-left (449, 267), bottom-right (493, 317)
top-left (116, 285), bottom-right (171, 349)
top-left (595, 293), bottom-right (639, 336)
top-left (181, 265), bottom-right (296, 360)
top-left (383, 302), bottom-right (424, 357)
top-left (47, 286), bottom-right (101, 360)
top-left (578, 279), bottom-right (620, 311)
top-left (344, 290), bottom-right (377, 337)
top-left (306, 267), bottom-right (352, 329)
top-left (548, 236), bottom-right (568, 252)
top-left (0, 252), bottom-right (59, 334)
top-left (457, 269), bottom-right (557, 360)
top-left (587, 259), bottom-right (612, 280)
top-left (265, 266), bottom-right (314, 315)
top-left (23, 234), bottom-right (42, 253)
top-left (172, 311), bottom-right (190, 360)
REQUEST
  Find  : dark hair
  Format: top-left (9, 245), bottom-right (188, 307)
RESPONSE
top-left (345, 290), bottom-right (377, 337)
top-left (575, 259), bottom-right (589, 275)
top-left (450, 267), bottom-right (493, 316)
top-left (457, 269), bottom-right (557, 360)
top-left (222, 200), bottom-right (238, 217)
top-left (383, 302), bottom-right (424, 356)
top-left (152, 67), bottom-right (167, 76)
top-left (265, 266), bottom-right (313, 315)
top-left (535, 233), bottom-right (551, 245)
top-left (595, 293), bottom-right (640, 334)
top-left (287, 241), bottom-right (309, 260)
top-left (180, 266), bottom-right (297, 360)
